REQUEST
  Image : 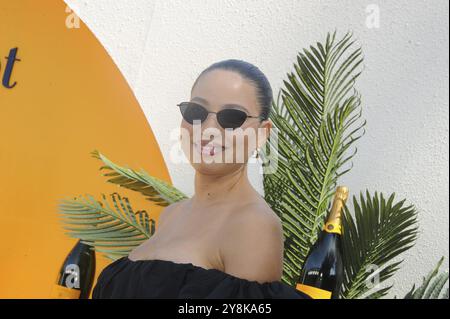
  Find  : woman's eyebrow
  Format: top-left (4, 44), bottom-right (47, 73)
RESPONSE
top-left (191, 97), bottom-right (248, 112)
top-left (221, 103), bottom-right (248, 112)
top-left (191, 96), bottom-right (209, 105)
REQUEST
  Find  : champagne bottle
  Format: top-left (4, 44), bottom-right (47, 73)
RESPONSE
top-left (51, 239), bottom-right (96, 299)
top-left (296, 186), bottom-right (349, 299)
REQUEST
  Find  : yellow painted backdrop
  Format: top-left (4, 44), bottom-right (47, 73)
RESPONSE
top-left (0, 1), bottom-right (170, 298)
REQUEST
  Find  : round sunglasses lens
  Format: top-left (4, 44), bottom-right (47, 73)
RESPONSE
top-left (217, 109), bottom-right (247, 129)
top-left (180, 103), bottom-right (207, 124)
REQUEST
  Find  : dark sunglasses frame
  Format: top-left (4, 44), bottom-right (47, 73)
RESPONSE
top-left (177, 101), bottom-right (263, 130)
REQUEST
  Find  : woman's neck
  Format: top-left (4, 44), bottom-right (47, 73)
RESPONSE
top-left (191, 165), bottom-right (257, 206)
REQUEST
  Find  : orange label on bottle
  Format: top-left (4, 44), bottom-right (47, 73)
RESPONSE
top-left (296, 283), bottom-right (332, 299)
top-left (50, 284), bottom-right (81, 299)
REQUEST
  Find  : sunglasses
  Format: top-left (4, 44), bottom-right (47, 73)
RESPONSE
top-left (177, 101), bottom-right (263, 130)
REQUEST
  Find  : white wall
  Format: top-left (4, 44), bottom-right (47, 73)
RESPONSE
top-left (64, 0), bottom-right (449, 298)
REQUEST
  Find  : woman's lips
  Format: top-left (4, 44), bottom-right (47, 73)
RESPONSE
top-left (193, 143), bottom-right (226, 156)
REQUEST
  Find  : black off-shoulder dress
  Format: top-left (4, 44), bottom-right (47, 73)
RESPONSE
top-left (92, 256), bottom-right (310, 299)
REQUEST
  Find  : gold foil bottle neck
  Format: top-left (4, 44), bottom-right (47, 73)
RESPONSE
top-left (324, 186), bottom-right (349, 234)
top-left (334, 186), bottom-right (349, 201)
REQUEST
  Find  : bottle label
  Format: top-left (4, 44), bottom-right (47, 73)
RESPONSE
top-left (296, 283), bottom-right (332, 299)
top-left (323, 221), bottom-right (341, 235)
top-left (50, 284), bottom-right (81, 299)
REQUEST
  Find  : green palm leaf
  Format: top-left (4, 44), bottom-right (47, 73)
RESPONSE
top-left (91, 149), bottom-right (188, 206)
top-left (262, 30), bottom-right (366, 285)
top-left (340, 190), bottom-right (419, 299)
top-left (58, 192), bottom-right (156, 261)
top-left (402, 257), bottom-right (449, 299)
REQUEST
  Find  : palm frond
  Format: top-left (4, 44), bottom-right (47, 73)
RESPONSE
top-left (58, 192), bottom-right (156, 261)
top-left (403, 257), bottom-right (449, 299)
top-left (340, 190), bottom-right (419, 299)
top-left (262, 30), bottom-right (366, 285)
top-left (91, 149), bottom-right (188, 207)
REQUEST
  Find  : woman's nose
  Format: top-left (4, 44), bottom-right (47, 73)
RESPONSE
top-left (201, 112), bottom-right (221, 129)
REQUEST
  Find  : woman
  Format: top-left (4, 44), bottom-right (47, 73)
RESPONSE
top-left (92, 59), bottom-right (309, 299)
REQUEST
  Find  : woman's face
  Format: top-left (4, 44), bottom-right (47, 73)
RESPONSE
top-left (180, 69), bottom-right (271, 175)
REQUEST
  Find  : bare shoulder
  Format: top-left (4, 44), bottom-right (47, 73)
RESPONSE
top-left (233, 202), bottom-right (283, 237)
top-left (220, 202), bottom-right (284, 283)
top-left (157, 198), bottom-right (189, 228)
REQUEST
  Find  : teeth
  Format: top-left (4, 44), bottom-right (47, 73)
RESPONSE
top-left (203, 145), bottom-right (214, 155)
top-left (193, 143), bottom-right (225, 156)
top-left (199, 144), bottom-right (222, 156)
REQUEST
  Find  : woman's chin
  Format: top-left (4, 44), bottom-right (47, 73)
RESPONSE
top-left (190, 160), bottom-right (233, 174)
